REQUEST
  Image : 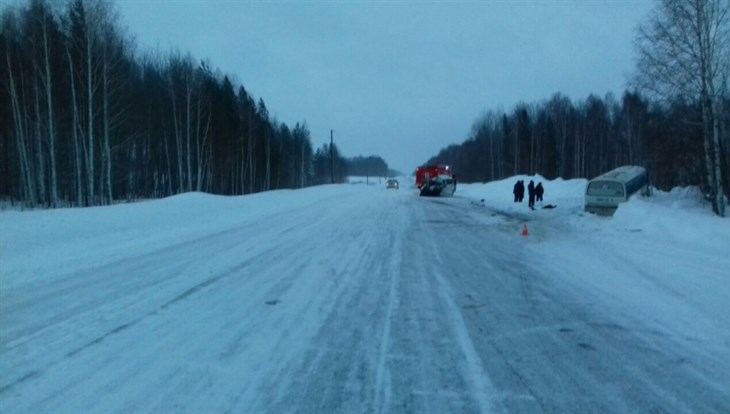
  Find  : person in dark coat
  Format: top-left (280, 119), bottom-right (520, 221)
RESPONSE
top-left (527, 180), bottom-right (536, 208)
top-left (513, 180), bottom-right (520, 202)
top-left (519, 180), bottom-right (525, 202)
top-left (535, 182), bottom-right (544, 203)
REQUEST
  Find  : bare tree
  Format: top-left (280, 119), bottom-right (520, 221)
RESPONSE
top-left (546, 94), bottom-right (574, 178)
top-left (66, 0), bottom-right (102, 206)
top-left (30, 0), bottom-right (60, 206)
top-left (4, 13), bottom-right (37, 206)
top-left (634, 0), bottom-right (729, 216)
top-left (622, 92), bottom-right (649, 166)
top-left (257, 98), bottom-right (270, 191)
top-left (63, 39), bottom-right (79, 204)
top-left (99, 6), bottom-right (130, 205)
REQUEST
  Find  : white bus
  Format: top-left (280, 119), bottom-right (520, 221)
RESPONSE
top-left (585, 166), bottom-right (649, 215)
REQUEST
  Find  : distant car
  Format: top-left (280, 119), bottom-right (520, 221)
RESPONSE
top-left (385, 179), bottom-right (399, 189)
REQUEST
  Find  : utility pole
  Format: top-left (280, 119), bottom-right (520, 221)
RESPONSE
top-left (330, 129), bottom-right (335, 184)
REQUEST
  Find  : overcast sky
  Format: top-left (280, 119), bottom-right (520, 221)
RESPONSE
top-left (114, 0), bottom-right (654, 174)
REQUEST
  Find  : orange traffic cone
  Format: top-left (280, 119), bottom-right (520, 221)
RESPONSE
top-left (521, 224), bottom-right (529, 237)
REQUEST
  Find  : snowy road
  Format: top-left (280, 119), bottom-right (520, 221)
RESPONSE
top-left (1, 184), bottom-right (729, 413)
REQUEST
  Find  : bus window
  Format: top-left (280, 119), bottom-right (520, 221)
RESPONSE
top-left (587, 181), bottom-right (624, 197)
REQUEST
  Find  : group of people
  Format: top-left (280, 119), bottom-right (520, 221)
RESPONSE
top-left (513, 179), bottom-right (544, 209)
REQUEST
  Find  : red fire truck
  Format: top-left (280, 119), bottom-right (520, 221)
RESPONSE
top-left (416, 164), bottom-right (456, 197)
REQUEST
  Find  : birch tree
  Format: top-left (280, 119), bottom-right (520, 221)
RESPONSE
top-left (27, 0), bottom-right (60, 206)
top-left (66, 0), bottom-right (100, 205)
top-left (634, 0), bottom-right (729, 216)
top-left (257, 98), bottom-right (270, 191)
top-left (95, 4), bottom-right (130, 205)
top-left (3, 11), bottom-right (37, 206)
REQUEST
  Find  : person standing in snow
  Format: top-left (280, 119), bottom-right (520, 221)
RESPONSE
top-left (513, 180), bottom-right (520, 202)
top-left (520, 180), bottom-right (525, 203)
top-left (535, 182), bottom-right (544, 204)
top-left (528, 180), bottom-right (536, 209)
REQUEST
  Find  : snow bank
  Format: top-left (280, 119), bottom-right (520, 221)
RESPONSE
top-left (0, 186), bottom-right (357, 290)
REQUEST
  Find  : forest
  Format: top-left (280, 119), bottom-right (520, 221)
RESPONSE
top-left (0, 0), bottom-right (386, 209)
top-left (426, 91), bottom-right (729, 193)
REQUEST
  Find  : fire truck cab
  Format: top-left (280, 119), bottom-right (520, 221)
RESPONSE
top-left (415, 164), bottom-right (451, 189)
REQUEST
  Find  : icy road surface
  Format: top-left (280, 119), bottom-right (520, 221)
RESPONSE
top-left (1, 184), bottom-right (729, 413)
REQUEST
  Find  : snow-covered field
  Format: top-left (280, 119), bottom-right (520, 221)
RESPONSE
top-left (1, 176), bottom-right (728, 413)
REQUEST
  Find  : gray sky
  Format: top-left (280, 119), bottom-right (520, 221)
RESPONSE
top-left (115, 0), bottom-right (654, 174)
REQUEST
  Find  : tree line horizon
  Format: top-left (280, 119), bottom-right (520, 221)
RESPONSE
top-left (1, 0), bottom-right (728, 216)
top-left (425, 90), bottom-right (728, 193)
